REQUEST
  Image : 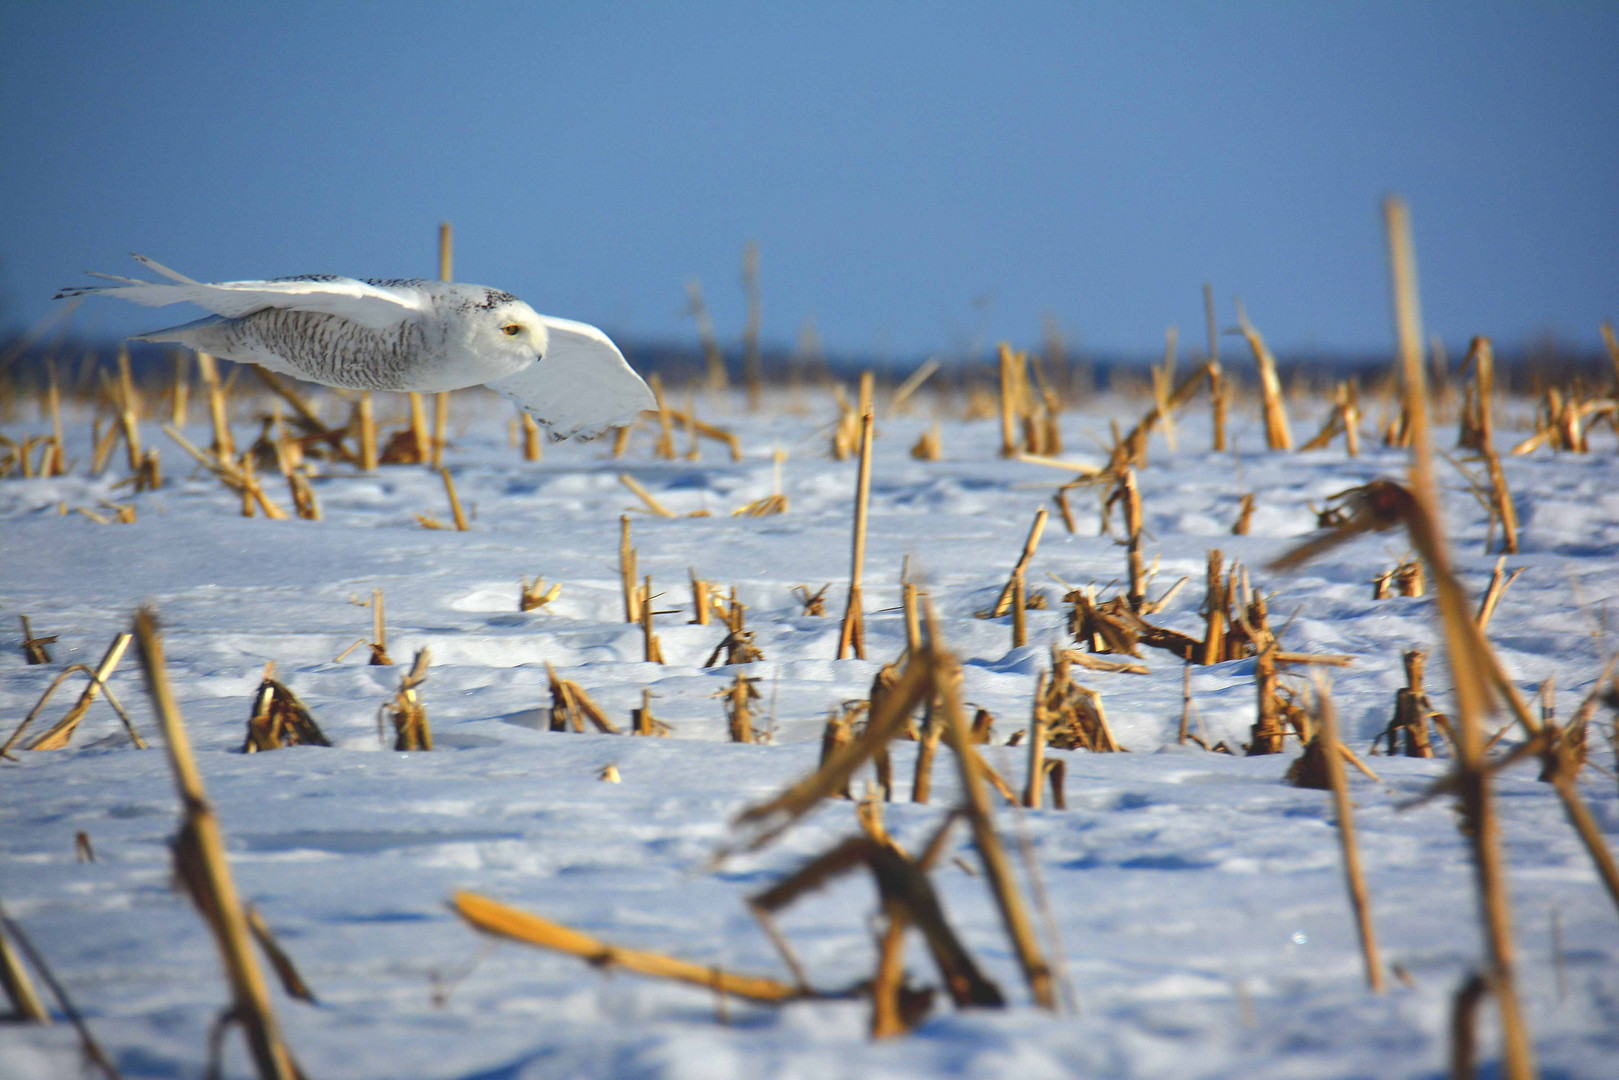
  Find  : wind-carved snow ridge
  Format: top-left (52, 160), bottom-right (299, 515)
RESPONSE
top-left (1, 391), bottom-right (1616, 1079)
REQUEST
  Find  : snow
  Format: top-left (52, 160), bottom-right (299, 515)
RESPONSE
top-left (2, 389), bottom-right (1617, 1079)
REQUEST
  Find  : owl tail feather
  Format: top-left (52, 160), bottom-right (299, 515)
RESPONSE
top-left (128, 314), bottom-right (229, 348)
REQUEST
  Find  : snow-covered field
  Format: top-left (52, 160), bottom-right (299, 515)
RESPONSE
top-left (2, 388), bottom-right (1617, 1079)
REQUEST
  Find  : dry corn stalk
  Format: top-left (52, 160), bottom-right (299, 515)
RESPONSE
top-left (619, 515), bottom-right (640, 623)
top-left (1111, 356), bottom-right (1212, 471)
top-left (748, 810), bottom-right (1004, 1036)
top-left (721, 672), bottom-right (762, 743)
top-left (354, 392), bottom-right (378, 471)
top-left (910, 422), bottom-right (941, 460)
top-left (1300, 380), bottom-right (1363, 456)
top-left (766, 448), bottom-right (794, 520)
top-left (1450, 339), bottom-right (1521, 554)
top-left (1475, 558), bottom-right (1525, 632)
top-left (739, 654), bottom-right (932, 846)
top-left (1200, 551), bottom-right (1228, 665)
top-left (910, 693), bottom-right (945, 805)
top-left (1, 896), bottom-right (127, 1079)
top-left (330, 587), bottom-right (396, 666)
top-left (0, 910), bottom-right (50, 1023)
top-left (1371, 552), bottom-right (1425, 598)
top-left (898, 571), bottom-right (924, 658)
top-left (384, 390), bottom-right (432, 465)
top-left (520, 576), bottom-right (562, 612)
top-left (245, 903), bottom-right (317, 1003)
top-left (241, 665), bottom-right (330, 752)
top-left (453, 890), bottom-right (807, 1004)
top-left (1274, 197), bottom-right (1535, 1079)
top-left (520, 411), bottom-right (543, 461)
top-left (964, 705), bottom-right (990, 748)
top-left (930, 636), bottom-right (1057, 1008)
top-left (1456, 337), bottom-right (1495, 453)
top-left (163, 424), bottom-right (289, 519)
top-left (42, 360), bottom-right (68, 477)
top-left (1066, 583), bottom-right (1203, 664)
top-left (1480, 449), bottom-right (1520, 555)
top-left (1231, 492), bottom-right (1256, 536)
top-left (888, 356), bottom-right (941, 417)
top-left (867, 661), bottom-right (917, 741)
top-left (436, 467), bottom-right (469, 530)
top-left (631, 689), bottom-right (671, 736)
top-left (1378, 650), bottom-right (1441, 758)
top-left (134, 610), bottom-right (299, 1080)
top-left (736, 618), bottom-right (1055, 1009)
top-left (382, 649), bottom-right (432, 751)
top-left (989, 507), bottom-right (1048, 618)
top-left (544, 662), bottom-right (621, 734)
top-left (1037, 648), bottom-right (1120, 753)
top-left (1022, 688), bottom-right (1049, 807)
top-left (1205, 284), bottom-right (1228, 451)
top-left (994, 344), bottom-right (1038, 458)
top-left (793, 584), bottom-right (829, 617)
top-left (1234, 582), bottom-right (1286, 747)
top-left (685, 278), bottom-right (727, 392)
top-left (704, 597), bottom-right (764, 667)
top-left (1019, 452), bottom-right (1103, 478)
top-left (620, 472), bottom-right (675, 517)
top-left (639, 575), bottom-right (666, 663)
top-left (18, 614), bottom-right (55, 665)
top-left (2, 634), bottom-right (143, 756)
top-left (361, 589), bottom-right (393, 665)
top-left (610, 421), bottom-right (635, 459)
top-left (1060, 650), bottom-right (1147, 676)
top-left (1238, 581), bottom-right (1348, 756)
top-left (1234, 299), bottom-right (1293, 451)
top-left (733, 492), bottom-right (789, 517)
top-left (87, 413), bottom-right (120, 476)
top-left (663, 404), bottom-right (742, 461)
top-left (829, 383), bottom-right (859, 460)
top-left (682, 393), bottom-right (702, 460)
top-left (819, 707), bottom-right (857, 799)
top-left (285, 468), bottom-right (320, 521)
top-left (837, 409), bottom-right (874, 659)
top-left (1314, 684), bottom-right (1383, 991)
top-left (112, 348), bottom-right (143, 472)
top-left (1021, 387), bottom-right (1063, 458)
top-left (648, 373), bottom-right (677, 458)
top-left (1103, 472), bottom-right (1147, 611)
top-left (192, 352), bottom-right (236, 460)
top-left (1010, 572), bottom-right (1028, 648)
top-left (1512, 384), bottom-right (1616, 456)
top-left (255, 369), bottom-right (361, 467)
top-left (688, 569), bottom-right (713, 624)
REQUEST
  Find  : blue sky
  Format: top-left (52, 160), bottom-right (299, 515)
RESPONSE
top-left (2, 2), bottom-right (1615, 359)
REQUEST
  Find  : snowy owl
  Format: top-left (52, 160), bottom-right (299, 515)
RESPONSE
top-left (57, 254), bottom-right (656, 440)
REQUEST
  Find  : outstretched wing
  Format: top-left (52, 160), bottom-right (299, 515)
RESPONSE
top-left (56, 254), bottom-right (428, 331)
top-left (484, 316), bottom-right (656, 440)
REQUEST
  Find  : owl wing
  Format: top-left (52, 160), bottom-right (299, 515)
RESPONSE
top-left (56, 254), bottom-right (428, 331)
top-left (484, 316), bottom-right (656, 441)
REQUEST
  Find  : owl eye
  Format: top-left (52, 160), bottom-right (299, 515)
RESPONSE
top-left (501, 324), bottom-right (522, 337)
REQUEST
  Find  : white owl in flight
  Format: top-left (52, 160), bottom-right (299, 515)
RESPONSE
top-left (58, 254), bottom-right (656, 440)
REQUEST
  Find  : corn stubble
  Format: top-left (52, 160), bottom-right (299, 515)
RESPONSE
top-left (1270, 197), bottom-right (1559, 1080)
top-left (2, 632), bottom-right (143, 756)
top-left (134, 610), bottom-right (300, 1080)
top-left (8, 211), bottom-right (1619, 1066)
top-left (454, 617), bottom-right (1056, 1037)
top-left (241, 664), bottom-right (330, 752)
